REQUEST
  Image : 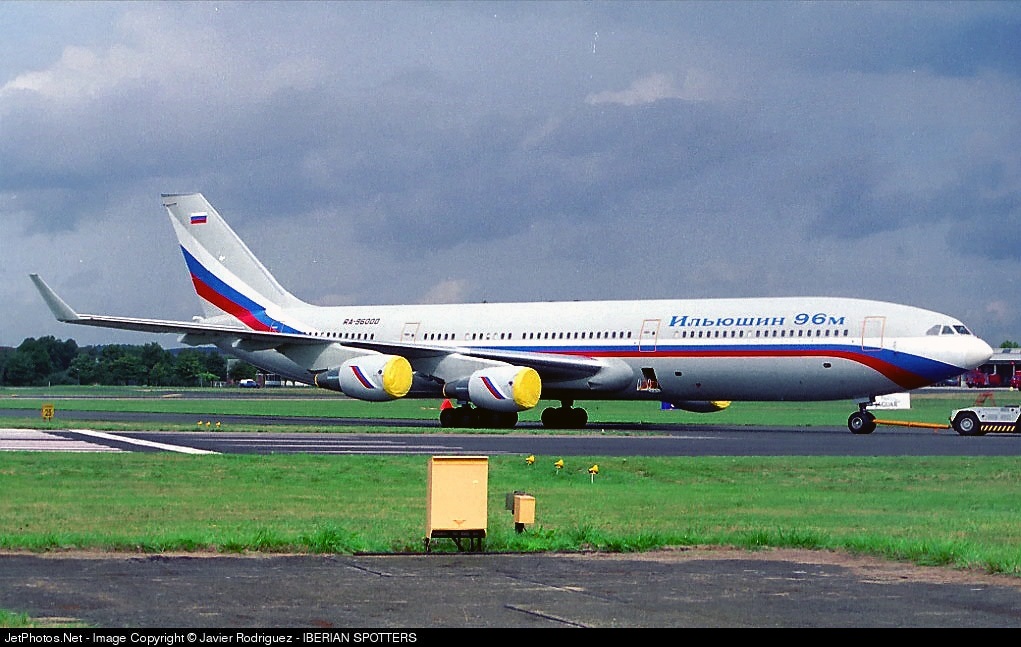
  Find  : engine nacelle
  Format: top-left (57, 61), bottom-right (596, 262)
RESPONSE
top-left (442, 365), bottom-right (541, 413)
top-left (663, 400), bottom-right (732, 413)
top-left (314, 354), bottom-right (413, 402)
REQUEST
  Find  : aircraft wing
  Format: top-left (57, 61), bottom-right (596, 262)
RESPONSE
top-left (31, 274), bottom-right (624, 387)
top-left (29, 274), bottom-right (325, 346)
top-left (341, 338), bottom-right (608, 381)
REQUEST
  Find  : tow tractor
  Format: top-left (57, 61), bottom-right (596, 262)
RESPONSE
top-left (948, 404), bottom-right (1021, 436)
top-left (863, 392), bottom-right (1021, 436)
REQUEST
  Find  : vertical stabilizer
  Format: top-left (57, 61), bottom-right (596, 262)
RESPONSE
top-left (162, 193), bottom-right (308, 332)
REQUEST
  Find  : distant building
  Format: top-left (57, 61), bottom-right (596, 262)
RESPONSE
top-left (966, 348), bottom-right (1021, 388)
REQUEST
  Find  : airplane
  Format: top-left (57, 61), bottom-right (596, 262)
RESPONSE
top-left (31, 192), bottom-right (994, 434)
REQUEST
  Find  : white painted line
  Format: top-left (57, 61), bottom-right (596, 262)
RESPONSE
top-left (0, 442), bottom-right (122, 452)
top-left (69, 429), bottom-right (219, 454)
top-left (0, 429), bottom-right (123, 452)
top-left (0, 429), bottom-right (63, 439)
top-left (202, 440), bottom-right (460, 450)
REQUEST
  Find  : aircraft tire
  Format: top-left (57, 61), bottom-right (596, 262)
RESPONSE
top-left (570, 407), bottom-right (588, 428)
top-left (439, 408), bottom-right (457, 428)
top-left (541, 407), bottom-right (559, 428)
top-left (476, 409), bottom-right (518, 429)
top-left (847, 410), bottom-right (876, 434)
top-left (541, 406), bottom-right (589, 429)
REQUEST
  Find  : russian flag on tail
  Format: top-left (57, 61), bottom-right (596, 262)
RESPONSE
top-left (190, 212), bottom-right (208, 225)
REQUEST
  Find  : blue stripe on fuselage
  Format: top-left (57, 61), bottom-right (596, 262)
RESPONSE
top-left (506, 343), bottom-right (961, 387)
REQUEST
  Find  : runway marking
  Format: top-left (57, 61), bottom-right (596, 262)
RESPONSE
top-left (201, 439), bottom-right (463, 449)
top-left (177, 437), bottom-right (508, 455)
top-left (0, 429), bottom-right (122, 453)
top-left (69, 429), bottom-right (219, 455)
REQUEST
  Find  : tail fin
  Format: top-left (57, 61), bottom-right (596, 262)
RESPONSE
top-left (162, 193), bottom-right (307, 332)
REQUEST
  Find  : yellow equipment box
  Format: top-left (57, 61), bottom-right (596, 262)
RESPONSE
top-left (425, 456), bottom-right (488, 551)
top-left (512, 493), bottom-right (535, 525)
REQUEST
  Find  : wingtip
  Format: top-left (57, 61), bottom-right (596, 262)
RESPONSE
top-left (29, 274), bottom-right (81, 322)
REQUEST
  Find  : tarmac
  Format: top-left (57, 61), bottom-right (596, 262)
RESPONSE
top-left (3, 547), bottom-right (1021, 628)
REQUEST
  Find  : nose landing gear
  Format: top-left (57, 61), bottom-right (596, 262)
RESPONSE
top-left (848, 403), bottom-right (877, 434)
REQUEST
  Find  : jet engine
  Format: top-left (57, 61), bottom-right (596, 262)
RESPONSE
top-left (314, 354), bottom-right (413, 401)
top-left (664, 400), bottom-right (732, 413)
top-left (442, 366), bottom-right (541, 412)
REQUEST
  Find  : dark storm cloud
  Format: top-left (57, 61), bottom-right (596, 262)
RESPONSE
top-left (2, 1), bottom-right (1020, 347)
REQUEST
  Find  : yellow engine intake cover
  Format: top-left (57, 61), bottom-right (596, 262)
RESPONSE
top-left (382, 356), bottom-right (413, 398)
top-left (511, 367), bottom-right (542, 410)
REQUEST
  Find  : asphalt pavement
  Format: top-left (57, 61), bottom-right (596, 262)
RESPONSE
top-left (2, 548), bottom-right (1021, 628)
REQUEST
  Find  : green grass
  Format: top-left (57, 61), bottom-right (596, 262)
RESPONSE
top-left (2, 386), bottom-right (1020, 590)
top-left (0, 610), bottom-right (33, 628)
top-left (0, 609), bottom-right (89, 629)
top-left (1, 452), bottom-right (1019, 578)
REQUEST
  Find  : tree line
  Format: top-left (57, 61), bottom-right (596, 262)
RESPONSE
top-left (0, 336), bottom-right (257, 387)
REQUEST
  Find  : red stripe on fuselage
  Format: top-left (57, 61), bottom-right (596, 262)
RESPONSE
top-left (556, 347), bottom-right (931, 391)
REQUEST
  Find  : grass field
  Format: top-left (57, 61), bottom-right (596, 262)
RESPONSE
top-left (1, 386), bottom-right (1019, 579)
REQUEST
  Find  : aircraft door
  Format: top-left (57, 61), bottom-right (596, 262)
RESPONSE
top-left (860, 316), bottom-right (886, 352)
top-left (639, 319), bottom-right (660, 352)
top-left (401, 322), bottom-right (420, 343)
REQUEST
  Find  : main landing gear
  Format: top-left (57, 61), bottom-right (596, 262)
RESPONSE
top-left (437, 399), bottom-right (590, 429)
top-left (847, 402), bottom-right (877, 434)
top-left (540, 400), bottom-right (588, 429)
top-left (439, 403), bottom-right (518, 429)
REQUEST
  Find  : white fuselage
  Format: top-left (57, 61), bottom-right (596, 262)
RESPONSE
top-left (218, 295), bottom-right (990, 404)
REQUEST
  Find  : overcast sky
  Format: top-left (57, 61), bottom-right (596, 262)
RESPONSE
top-left (2, 1), bottom-right (1020, 350)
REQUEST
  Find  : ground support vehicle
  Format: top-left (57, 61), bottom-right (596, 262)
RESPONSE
top-left (948, 405), bottom-right (1021, 436)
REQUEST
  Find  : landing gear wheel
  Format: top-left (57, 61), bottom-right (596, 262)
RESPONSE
top-left (440, 405), bottom-right (518, 429)
top-left (541, 407), bottom-right (557, 428)
top-left (569, 407), bottom-right (588, 428)
top-left (848, 410), bottom-right (876, 434)
top-left (541, 405), bottom-right (589, 429)
top-left (439, 407), bottom-right (457, 428)
top-left (952, 412), bottom-right (984, 436)
top-left (476, 409), bottom-right (518, 429)
top-left (438, 405), bottom-right (479, 428)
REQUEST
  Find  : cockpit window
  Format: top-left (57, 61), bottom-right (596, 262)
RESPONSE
top-left (926, 324), bottom-right (973, 336)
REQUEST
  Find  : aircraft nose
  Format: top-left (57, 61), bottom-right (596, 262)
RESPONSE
top-left (967, 337), bottom-right (994, 369)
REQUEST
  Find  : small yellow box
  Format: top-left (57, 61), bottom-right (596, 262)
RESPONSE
top-left (512, 494), bottom-right (535, 525)
top-left (426, 456), bottom-right (488, 537)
